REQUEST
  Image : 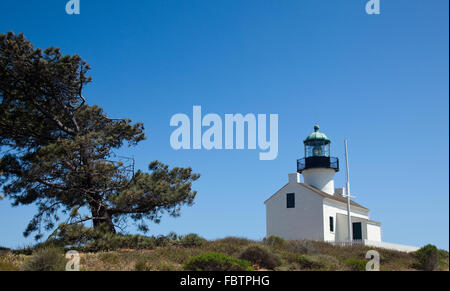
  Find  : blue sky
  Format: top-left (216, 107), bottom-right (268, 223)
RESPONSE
top-left (0, 0), bottom-right (448, 250)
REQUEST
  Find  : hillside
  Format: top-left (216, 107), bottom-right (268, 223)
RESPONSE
top-left (1, 235), bottom-right (448, 271)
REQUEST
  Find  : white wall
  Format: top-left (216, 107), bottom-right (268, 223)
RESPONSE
top-left (324, 200), bottom-right (370, 241)
top-left (367, 223), bottom-right (382, 242)
top-left (265, 174), bottom-right (324, 240)
top-left (302, 168), bottom-right (336, 195)
top-left (363, 240), bottom-right (418, 253)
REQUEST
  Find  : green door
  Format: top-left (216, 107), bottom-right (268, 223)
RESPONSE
top-left (352, 222), bottom-right (362, 240)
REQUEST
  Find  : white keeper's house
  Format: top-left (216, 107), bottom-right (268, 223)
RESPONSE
top-left (264, 125), bottom-right (419, 252)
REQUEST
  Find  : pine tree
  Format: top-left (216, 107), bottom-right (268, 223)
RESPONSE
top-left (0, 32), bottom-right (199, 239)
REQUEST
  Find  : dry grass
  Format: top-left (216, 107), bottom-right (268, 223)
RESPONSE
top-left (1, 238), bottom-right (448, 271)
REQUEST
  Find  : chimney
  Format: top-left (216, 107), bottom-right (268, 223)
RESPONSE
top-left (335, 187), bottom-right (346, 196)
top-left (289, 173), bottom-right (300, 184)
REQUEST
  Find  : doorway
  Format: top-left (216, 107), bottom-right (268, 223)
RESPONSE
top-left (352, 222), bottom-right (362, 240)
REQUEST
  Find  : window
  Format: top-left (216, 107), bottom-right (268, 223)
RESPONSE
top-left (329, 216), bottom-right (334, 232)
top-left (286, 193), bottom-right (295, 208)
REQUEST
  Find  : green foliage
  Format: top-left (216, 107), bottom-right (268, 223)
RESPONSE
top-left (0, 32), bottom-right (200, 238)
top-left (134, 260), bottom-right (150, 271)
top-left (12, 245), bottom-right (35, 256)
top-left (238, 245), bottom-right (281, 270)
top-left (208, 242), bottom-right (242, 256)
top-left (413, 244), bottom-right (441, 271)
top-left (22, 247), bottom-right (66, 271)
top-left (294, 255), bottom-right (327, 270)
top-left (263, 235), bottom-right (285, 248)
top-left (47, 224), bottom-right (158, 251)
top-left (183, 252), bottom-right (254, 271)
top-left (178, 233), bottom-right (207, 248)
top-left (344, 258), bottom-right (367, 271)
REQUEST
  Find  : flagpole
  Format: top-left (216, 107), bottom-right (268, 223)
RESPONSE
top-left (345, 139), bottom-right (353, 242)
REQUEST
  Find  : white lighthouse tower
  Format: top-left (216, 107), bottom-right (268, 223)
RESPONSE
top-left (297, 124), bottom-right (339, 195)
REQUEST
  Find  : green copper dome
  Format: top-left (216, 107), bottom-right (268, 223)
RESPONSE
top-left (303, 124), bottom-right (331, 143)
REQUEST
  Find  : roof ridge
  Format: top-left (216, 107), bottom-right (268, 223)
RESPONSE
top-left (297, 182), bottom-right (369, 211)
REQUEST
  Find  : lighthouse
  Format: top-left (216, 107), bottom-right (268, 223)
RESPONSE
top-left (263, 124), bottom-right (420, 252)
top-left (297, 124), bottom-right (339, 195)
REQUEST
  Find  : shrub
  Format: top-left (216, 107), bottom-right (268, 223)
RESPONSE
top-left (344, 258), bottom-right (367, 271)
top-left (183, 252), bottom-right (253, 271)
top-left (287, 240), bottom-right (317, 255)
top-left (46, 224), bottom-right (159, 251)
top-left (167, 232), bottom-right (179, 241)
top-left (0, 257), bottom-right (20, 271)
top-left (295, 255), bottom-right (327, 270)
top-left (135, 260), bottom-right (151, 271)
top-left (214, 237), bottom-right (253, 246)
top-left (414, 244), bottom-right (440, 271)
top-left (84, 233), bottom-right (157, 251)
top-left (22, 247), bottom-right (66, 271)
top-left (208, 242), bottom-right (242, 256)
top-left (263, 236), bottom-right (285, 248)
top-left (238, 245), bottom-right (281, 270)
top-left (155, 263), bottom-right (178, 271)
top-left (12, 244), bottom-right (35, 256)
top-left (179, 233), bottom-right (207, 248)
top-left (154, 235), bottom-right (171, 247)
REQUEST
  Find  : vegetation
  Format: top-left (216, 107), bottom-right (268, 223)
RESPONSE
top-left (263, 235), bottom-right (286, 248)
top-left (22, 247), bottom-right (66, 271)
top-left (178, 233), bottom-right (207, 248)
top-left (238, 245), bottom-right (281, 270)
top-left (413, 244), bottom-right (447, 271)
top-left (1, 235), bottom-right (447, 271)
top-left (344, 258), bottom-right (367, 271)
top-left (183, 252), bottom-right (253, 271)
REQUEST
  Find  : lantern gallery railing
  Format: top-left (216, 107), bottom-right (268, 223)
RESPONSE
top-left (297, 156), bottom-right (339, 172)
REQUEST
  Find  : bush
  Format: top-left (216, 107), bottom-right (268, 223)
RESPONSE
top-left (12, 244), bottom-right (35, 256)
top-left (287, 240), bottom-right (317, 255)
top-left (155, 263), bottom-right (178, 271)
top-left (263, 236), bottom-right (285, 248)
top-left (238, 245), bottom-right (281, 270)
top-left (22, 247), bottom-right (66, 271)
top-left (295, 255), bottom-right (327, 270)
top-left (214, 237), bottom-right (253, 246)
top-left (46, 224), bottom-right (159, 251)
top-left (167, 232), bottom-right (179, 241)
top-left (0, 256), bottom-right (20, 271)
top-left (135, 260), bottom-right (151, 271)
top-left (183, 252), bottom-right (253, 271)
top-left (208, 242), bottom-right (242, 256)
top-left (414, 244), bottom-right (440, 271)
top-left (85, 233), bottom-right (157, 251)
top-left (344, 258), bottom-right (367, 271)
top-left (179, 233), bottom-right (207, 248)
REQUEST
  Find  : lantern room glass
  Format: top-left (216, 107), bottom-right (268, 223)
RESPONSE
top-left (304, 141), bottom-right (330, 158)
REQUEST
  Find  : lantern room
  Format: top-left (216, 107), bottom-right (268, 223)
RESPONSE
top-left (304, 124), bottom-right (331, 158)
top-left (297, 125), bottom-right (339, 173)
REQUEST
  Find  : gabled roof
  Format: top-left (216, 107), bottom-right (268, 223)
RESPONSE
top-left (264, 182), bottom-right (369, 211)
top-left (298, 183), bottom-right (369, 211)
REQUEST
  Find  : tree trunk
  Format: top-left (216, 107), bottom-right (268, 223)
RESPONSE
top-left (91, 205), bottom-right (116, 234)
